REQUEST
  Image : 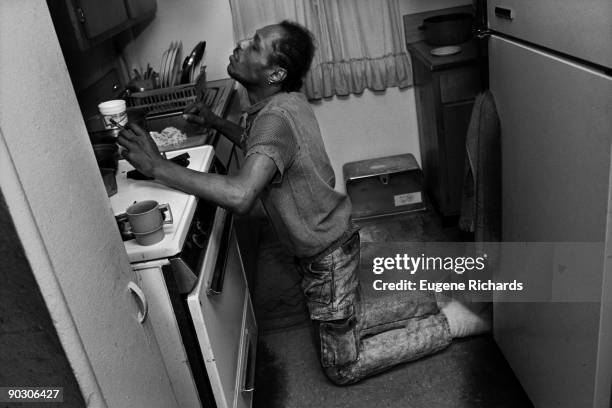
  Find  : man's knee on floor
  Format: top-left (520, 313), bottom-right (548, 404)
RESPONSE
top-left (318, 317), bottom-right (359, 365)
top-left (316, 317), bottom-right (362, 385)
top-left (323, 365), bottom-right (361, 386)
top-left (324, 366), bottom-right (359, 385)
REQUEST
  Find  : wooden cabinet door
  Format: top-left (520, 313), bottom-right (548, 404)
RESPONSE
top-left (78, 0), bottom-right (128, 39)
top-left (124, 0), bottom-right (157, 19)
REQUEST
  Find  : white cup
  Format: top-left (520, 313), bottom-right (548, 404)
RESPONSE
top-left (98, 100), bottom-right (127, 130)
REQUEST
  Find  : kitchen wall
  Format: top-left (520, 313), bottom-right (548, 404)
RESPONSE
top-left (126, 0), bottom-right (470, 192)
top-left (124, 0), bottom-right (235, 82)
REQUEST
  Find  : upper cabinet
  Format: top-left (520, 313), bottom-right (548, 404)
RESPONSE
top-left (124, 0), bottom-right (157, 19)
top-left (47, 0), bottom-right (157, 52)
top-left (77, 0), bottom-right (129, 40)
top-left (47, 0), bottom-right (158, 117)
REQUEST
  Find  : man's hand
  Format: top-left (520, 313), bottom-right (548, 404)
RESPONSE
top-left (182, 102), bottom-right (220, 129)
top-left (116, 122), bottom-right (166, 178)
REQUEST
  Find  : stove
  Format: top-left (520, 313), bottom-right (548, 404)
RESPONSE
top-left (110, 145), bottom-right (215, 262)
top-left (110, 142), bottom-right (255, 408)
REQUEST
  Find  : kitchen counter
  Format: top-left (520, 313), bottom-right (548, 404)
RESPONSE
top-left (406, 40), bottom-right (482, 71)
top-left (110, 78), bottom-right (237, 263)
top-left (110, 140), bottom-right (255, 408)
top-left (110, 145), bottom-right (215, 263)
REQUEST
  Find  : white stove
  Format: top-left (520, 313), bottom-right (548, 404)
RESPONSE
top-left (110, 143), bottom-right (256, 408)
top-left (110, 145), bottom-right (215, 262)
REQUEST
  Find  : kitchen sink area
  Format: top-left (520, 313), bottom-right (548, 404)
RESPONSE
top-left (138, 79), bottom-right (235, 152)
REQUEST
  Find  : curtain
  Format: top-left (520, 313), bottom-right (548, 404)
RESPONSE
top-left (228, 0), bottom-right (412, 100)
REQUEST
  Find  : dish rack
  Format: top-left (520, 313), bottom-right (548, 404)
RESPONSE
top-left (126, 83), bottom-right (198, 116)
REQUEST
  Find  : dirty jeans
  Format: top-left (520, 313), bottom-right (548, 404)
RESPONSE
top-left (296, 232), bottom-right (452, 385)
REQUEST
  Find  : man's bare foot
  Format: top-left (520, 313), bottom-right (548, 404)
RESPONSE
top-left (441, 300), bottom-right (492, 338)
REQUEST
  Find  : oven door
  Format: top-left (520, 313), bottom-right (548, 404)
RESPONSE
top-left (187, 207), bottom-right (256, 408)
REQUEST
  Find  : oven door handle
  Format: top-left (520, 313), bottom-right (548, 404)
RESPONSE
top-left (241, 328), bottom-right (257, 393)
top-left (207, 212), bottom-right (233, 296)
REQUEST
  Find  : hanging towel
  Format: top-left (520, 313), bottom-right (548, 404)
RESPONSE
top-left (459, 90), bottom-right (501, 245)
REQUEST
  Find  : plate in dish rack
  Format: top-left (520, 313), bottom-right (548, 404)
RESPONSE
top-left (430, 45), bottom-right (462, 56)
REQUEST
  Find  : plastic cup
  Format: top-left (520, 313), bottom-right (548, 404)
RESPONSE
top-left (98, 100), bottom-right (127, 130)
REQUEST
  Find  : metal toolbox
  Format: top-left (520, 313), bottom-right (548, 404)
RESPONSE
top-left (343, 153), bottom-right (426, 220)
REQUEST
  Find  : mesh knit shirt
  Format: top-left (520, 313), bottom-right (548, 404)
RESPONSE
top-left (241, 92), bottom-right (353, 258)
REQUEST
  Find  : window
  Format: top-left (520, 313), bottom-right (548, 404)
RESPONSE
top-left (229, 0), bottom-right (412, 99)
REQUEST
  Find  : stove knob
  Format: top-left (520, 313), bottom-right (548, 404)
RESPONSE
top-left (195, 219), bottom-right (207, 234)
top-left (191, 232), bottom-right (205, 249)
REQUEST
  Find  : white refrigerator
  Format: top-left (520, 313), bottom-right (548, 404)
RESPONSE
top-left (484, 1), bottom-right (612, 407)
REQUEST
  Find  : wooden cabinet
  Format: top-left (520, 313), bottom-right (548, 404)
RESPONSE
top-left (407, 40), bottom-right (486, 221)
top-left (47, 0), bottom-right (156, 52)
top-left (124, 0), bottom-right (157, 19)
top-left (77, 0), bottom-right (129, 40)
top-left (47, 0), bottom-right (158, 116)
